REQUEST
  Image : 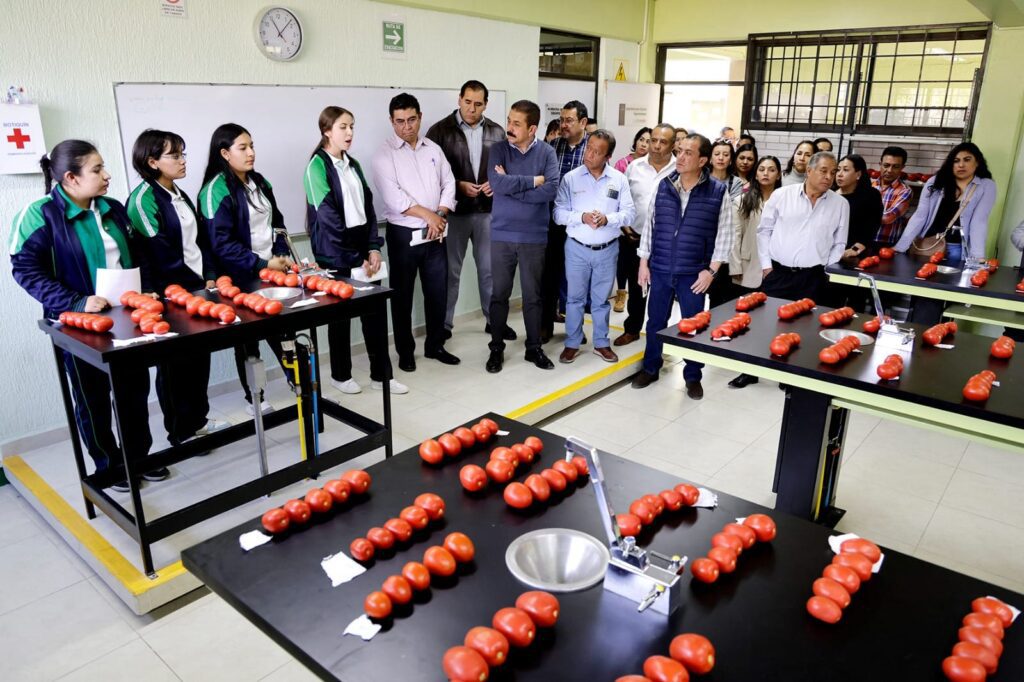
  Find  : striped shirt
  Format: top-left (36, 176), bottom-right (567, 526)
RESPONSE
top-left (551, 133), bottom-right (589, 181)
top-left (872, 177), bottom-right (913, 245)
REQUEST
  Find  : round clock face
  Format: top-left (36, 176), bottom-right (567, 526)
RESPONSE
top-left (256, 7), bottom-right (303, 61)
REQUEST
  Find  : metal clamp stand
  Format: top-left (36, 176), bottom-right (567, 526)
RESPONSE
top-left (564, 437), bottom-right (686, 616)
top-left (244, 354), bottom-right (270, 478)
top-left (856, 273), bottom-right (915, 351)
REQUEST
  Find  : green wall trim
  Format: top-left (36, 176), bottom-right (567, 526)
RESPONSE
top-left (828, 273), bottom-right (1024, 314)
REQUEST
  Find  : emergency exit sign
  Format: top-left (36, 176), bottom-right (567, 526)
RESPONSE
top-left (383, 21), bottom-right (405, 53)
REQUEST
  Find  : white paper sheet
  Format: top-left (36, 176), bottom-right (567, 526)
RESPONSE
top-left (322, 551), bottom-right (366, 586)
top-left (694, 487), bottom-right (717, 508)
top-left (95, 267), bottom-right (141, 307)
top-left (343, 614), bottom-right (382, 640)
top-left (291, 298), bottom-right (319, 309)
top-left (350, 261), bottom-right (388, 283)
top-left (239, 530), bottom-right (273, 551)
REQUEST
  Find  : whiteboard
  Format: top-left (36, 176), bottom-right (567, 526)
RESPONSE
top-left (113, 83), bottom-right (506, 235)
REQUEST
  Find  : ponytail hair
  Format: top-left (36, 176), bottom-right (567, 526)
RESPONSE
top-left (202, 123), bottom-right (250, 189)
top-left (39, 139), bottom-right (98, 193)
top-left (312, 106), bottom-right (354, 158)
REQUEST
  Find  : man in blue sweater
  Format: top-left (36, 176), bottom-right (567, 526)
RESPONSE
top-left (485, 100), bottom-right (560, 372)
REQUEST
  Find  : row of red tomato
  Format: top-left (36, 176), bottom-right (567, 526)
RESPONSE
top-left (691, 514), bottom-right (776, 585)
top-left (676, 311), bottom-right (712, 335)
top-left (503, 456), bottom-right (587, 510)
top-left (260, 469), bottom-right (371, 535)
top-left (818, 334), bottom-right (862, 365)
top-left (710, 312), bottom-right (751, 339)
top-left (350, 492), bottom-right (446, 562)
top-left (58, 312), bottom-right (114, 333)
top-left (734, 291), bottom-right (766, 311)
top-left (420, 418), bottom-right (503, 465)
top-left (806, 538), bottom-right (881, 624)
top-left (166, 284), bottom-right (238, 323)
top-left (616, 633), bottom-right (716, 682)
top-left (941, 596), bottom-right (1016, 681)
top-left (459, 439), bottom-right (543, 492)
top-left (777, 298), bottom-right (815, 320)
top-left (768, 332), bottom-right (801, 357)
top-left (617, 483), bottom-right (700, 537)
top-left (819, 306), bottom-right (855, 327)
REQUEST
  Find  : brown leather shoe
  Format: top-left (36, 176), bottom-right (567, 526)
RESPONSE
top-left (559, 347), bottom-right (580, 364)
top-left (631, 370), bottom-right (659, 388)
top-left (593, 347), bottom-right (618, 363)
top-left (685, 381), bottom-right (704, 400)
top-left (613, 332), bottom-right (639, 347)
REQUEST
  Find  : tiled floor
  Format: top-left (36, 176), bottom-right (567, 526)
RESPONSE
top-left (2, 309), bottom-right (1023, 680)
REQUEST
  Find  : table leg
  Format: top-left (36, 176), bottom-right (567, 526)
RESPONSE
top-left (296, 340), bottom-right (317, 461)
top-left (51, 344), bottom-right (95, 519)
top-left (309, 327), bottom-right (324, 434)
top-left (244, 354), bottom-right (270, 478)
top-left (380, 301), bottom-right (393, 459)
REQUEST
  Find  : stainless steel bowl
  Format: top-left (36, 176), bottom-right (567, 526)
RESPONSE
top-left (505, 528), bottom-right (609, 592)
top-left (819, 329), bottom-right (875, 346)
top-left (260, 287), bottom-right (303, 301)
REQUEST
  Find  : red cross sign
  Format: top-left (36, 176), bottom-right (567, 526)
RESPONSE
top-left (6, 128), bottom-right (31, 149)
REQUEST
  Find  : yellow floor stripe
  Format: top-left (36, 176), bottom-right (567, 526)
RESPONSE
top-left (3, 455), bottom-right (186, 595)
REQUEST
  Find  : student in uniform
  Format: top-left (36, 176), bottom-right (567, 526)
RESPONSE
top-left (200, 123), bottom-right (293, 414)
top-left (126, 129), bottom-right (229, 445)
top-left (304, 106), bottom-right (408, 395)
top-left (9, 140), bottom-right (160, 491)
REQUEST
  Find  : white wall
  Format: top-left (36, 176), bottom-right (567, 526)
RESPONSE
top-left (0, 0), bottom-right (538, 446)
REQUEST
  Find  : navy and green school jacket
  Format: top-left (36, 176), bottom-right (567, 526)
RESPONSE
top-left (127, 179), bottom-right (215, 291)
top-left (9, 185), bottom-right (148, 319)
top-left (198, 170), bottom-right (289, 281)
top-left (303, 149), bottom-right (382, 270)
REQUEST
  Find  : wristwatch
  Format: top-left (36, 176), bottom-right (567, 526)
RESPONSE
top-left (435, 209), bottom-right (447, 218)
top-left (705, 267), bottom-right (718, 277)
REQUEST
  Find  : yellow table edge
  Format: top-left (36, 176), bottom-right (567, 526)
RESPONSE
top-left (828, 273), bottom-right (1024, 314)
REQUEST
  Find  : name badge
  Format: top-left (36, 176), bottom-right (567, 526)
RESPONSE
top-left (606, 187), bottom-right (619, 200)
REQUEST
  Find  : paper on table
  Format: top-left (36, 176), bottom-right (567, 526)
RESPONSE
top-left (828, 532), bottom-right (885, 573)
top-left (291, 298), bottom-right (319, 309)
top-left (111, 332), bottom-right (179, 348)
top-left (95, 267), bottom-right (141, 307)
top-left (313, 291), bottom-right (327, 297)
top-left (239, 530), bottom-right (273, 551)
top-left (497, 430), bottom-right (510, 436)
top-left (321, 551), bottom-right (366, 586)
top-left (694, 487), bottom-right (718, 508)
top-left (711, 337), bottom-right (731, 343)
top-left (352, 286), bottom-right (374, 291)
top-left (343, 614), bottom-right (381, 640)
top-left (934, 343), bottom-right (955, 350)
top-left (350, 261), bottom-right (388, 283)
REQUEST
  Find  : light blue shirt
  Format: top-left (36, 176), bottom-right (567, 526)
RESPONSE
top-left (554, 163), bottom-right (636, 246)
top-left (456, 110), bottom-right (483, 179)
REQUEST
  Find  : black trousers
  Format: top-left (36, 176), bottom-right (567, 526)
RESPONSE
top-left (708, 263), bottom-right (739, 309)
top-left (62, 351), bottom-right (152, 471)
top-left (541, 221), bottom-right (567, 334)
top-left (490, 240), bottom-right (546, 353)
top-left (327, 265), bottom-right (393, 383)
top-left (386, 223), bottom-right (448, 359)
top-left (234, 340), bottom-right (286, 404)
top-left (157, 352), bottom-right (211, 445)
top-left (619, 235), bottom-right (647, 335)
top-left (762, 262), bottom-right (828, 302)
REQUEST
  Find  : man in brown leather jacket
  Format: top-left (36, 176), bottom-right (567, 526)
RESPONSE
top-left (426, 80), bottom-right (512, 341)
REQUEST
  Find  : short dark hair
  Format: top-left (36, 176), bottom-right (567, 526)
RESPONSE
top-left (631, 127), bottom-right (653, 152)
top-left (132, 129), bottom-right (185, 181)
top-left (652, 123), bottom-right (676, 136)
top-left (561, 100), bottom-right (588, 123)
top-left (389, 92), bottom-right (421, 117)
top-left (880, 146), bottom-right (908, 164)
top-left (459, 80), bottom-right (489, 102)
top-left (545, 119), bottom-right (560, 136)
top-left (813, 137), bottom-right (833, 150)
top-left (685, 133), bottom-right (712, 160)
top-left (739, 132), bottom-right (756, 146)
top-left (675, 127), bottom-right (688, 135)
top-left (510, 99), bottom-right (541, 128)
top-left (589, 129), bottom-right (616, 158)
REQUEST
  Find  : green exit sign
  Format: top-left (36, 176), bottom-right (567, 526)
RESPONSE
top-left (383, 21), bottom-right (404, 53)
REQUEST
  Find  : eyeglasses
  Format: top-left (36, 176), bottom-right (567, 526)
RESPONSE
top-left (559, 117), bottom-right (578, 125)
top-left (161, 153), bottom-right (187, 161)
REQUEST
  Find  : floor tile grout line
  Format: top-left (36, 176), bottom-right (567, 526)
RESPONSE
top-left (52, 632), bottom-right (146, 681)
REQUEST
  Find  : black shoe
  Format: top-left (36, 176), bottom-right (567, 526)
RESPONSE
top-left (110, 480), bottom-right (131, 493)
top-left (399, 357), bottom-right (417, 372)
top-left (443, 329), bottom-right (453, 340)
top-left (540, 330), bottom-right (552, 344)
top-left (525, 349), bottom-right (554, 370)
top-left (685, 381), bottom-right (704, 400)
top-left (143, 467), bottom-right (170, 482)
top-left (486, 350), bottom-right (503, 373)
top-left (425, 348), bottom-right (461, 365)
top-left (631, 371), bottom-right (659, 389)
top-left (485, 324), bottom-right (518, 341)
top-left (728, 373), bottom-right (759, 389)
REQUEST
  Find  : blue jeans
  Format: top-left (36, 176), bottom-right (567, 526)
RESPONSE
top-left (642, 271), bottom-right (705, 382)
top-left (564, 238), bottom-right (618, 348)
top-left (946, 243), bottom-right (963, 264)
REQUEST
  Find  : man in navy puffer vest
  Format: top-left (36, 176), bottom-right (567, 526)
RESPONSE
top-left (632, 134), bottom-right (734, 400)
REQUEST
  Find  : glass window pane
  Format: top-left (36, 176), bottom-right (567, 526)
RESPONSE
top-left (662, 84), bottom-right (745, 135)
top-left (921, 54), bottom-right (953, 80)
top-left (539, 30), bottom-right (596, 78)
top-left (891, 55), bottom-right (923, 81)
top-left (897, 40), bottom-right (925, 55)
top-left (873, 56), bottom-right (896, 80)
top-left (950, 53), bottom-right (982, 81)
top-left (868, 83), bottom-right (892, 107)
top-left (663, 45), bottom-right (746, 82)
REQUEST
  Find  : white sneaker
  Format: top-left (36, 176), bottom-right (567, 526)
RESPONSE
top-left (371, 379), bottom-right (409, 394)
top-left (331, 378), bottom-right (363, 394)
top-left (196, 418), bottom-right (230, 435)
top-left (245, 400), bottom-right (273, 416)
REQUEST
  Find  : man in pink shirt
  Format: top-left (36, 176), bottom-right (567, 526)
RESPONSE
top-left (372, 93), bottom-right (459, 371)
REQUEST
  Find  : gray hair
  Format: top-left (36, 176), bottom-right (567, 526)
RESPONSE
top-left (808, 151), bottom-right (837, 170)
top-left (589, 129), bottom-right (617, 158)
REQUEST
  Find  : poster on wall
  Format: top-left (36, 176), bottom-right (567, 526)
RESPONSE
top-left (1, 103), bottom-right (46, 175)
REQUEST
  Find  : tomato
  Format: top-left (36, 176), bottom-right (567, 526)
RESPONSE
top-left (643, 655), bottom-right (689, 682)
top-left (711, 532), bottom-right (744, 555)
top-left (991, 340), bottom-right (1014, 359)
top-left (304, 488), bottom-right (333, 514)
top-left (464, 626), bottom-right (509, 668)
top-left (678, 319), bottom-right (698, 334)
top-left (617, 513), bottom-right (642, 537)
top-left (444, 532), bottom-right (475, 563)
top-left (350, 538), bottom-right (375, 562)
top-left (423, 546), bottom-right (457, 577)
top-left (769, 339), bottom-right (791, 356)
top-left (460, 464), bottom-right (489, 492)
top-left (485, 459), bottom-right (515, 484)
top-left (340, 469), bottom-right (371, 494)
top-left (197, 300), bottom-right (213, 317)
top-left (383, 517), bottom-right (413, 543)
top-left (218, 309), bottom-right (236, 324)
top-left (264, 300), bottom-right (283, 315)
top-left (570, 455), bottom-right (589, 476)
top-left (401, 561), bottom-right (431, 591)
top-left (454, 426), bottom-right (477, 448)
top-left (840, 538), bottom-right (881, 563)
top-left (812, 577), bottom-right (851, 609)
top-left (832, 552), bottom-right (873, 581)
top-left (643, 493), bottom-right (665, 516)
top-left (208, 303), bottom-right (227, 319)
top-left (261, 508), bottom-right (290, 535)
top-left (742, 514), bottom-right (777, 542)
top-left (669, 633), bottom-right (715, 675)
top-left (876, 362), bottom-right (900, 380)
top-left (400, 505), bottom-right (430, 530)
top-left (364, 591), bottom-right (392, 619)
top-left (366, 526), bottom-right (396, 551)
top-left (942, 656), bottom-right (987, 682)
top-left (139, 317), bottom-right (157, 334)
top-left (504, 482), bottom-right (534, 509)
top-left (552, 459), bottom-right (578, 483)
top-left (492, 607), bottom-right (535, 647)
top-left (862, 318), bottom-right (881, 334)
top-left (659, 489), bottom-right (684, 512)
top-left (152, 321), bottom-right (171, 335)
top-left (707, 546), bottom-right (738, 573)
top-left (879, 247), bottom-right (894, 259)
top-left (951, 641), bottom-right (999, 675)
top-left (958, 626), bottom-right (1004, 657)
top-left (722, 523), bottom-right (756, 549)
top-left (818, 347), bottom-right (840, 364)
top-left (283, 499), bottom-right (311, 524)
top-left (414, 493), bottom-right (446, 520)
top-left (323, 479), bottom-right (351, 504)
top-left (514, 590), bottom-right (560, 628)
top-left (629, 500), bottom-right (655, 525)
top-left (778, 304), bottom-right (796, 320)
top-left (524, 435), bottom-right (544, 453)
top-left (962, 612), bottom-right (1004, 639)
top-left (820, 312), bottom-right (836, 326)
top-left (690, 557), bottom-right (720, 583)
top-left (442, 646), bottom-right (489, 682)
top-left (540, 468), bottom-right (567, 492)
top-left (480, 417), bottom-right (500, 434)
top-left (674, 483), bottom-right (700, 506)
top-left (434, 432), bottom-right (462, 458)
top-left (382, 575), bottom-right (413, 605)
top-left (524, 474), bottom-right (551, 503)
top-left (806, 595), bottom-right (842, 624)
top-left (962, 381), bottom-right (990, 402)
top-left (471, 423), bottom-right (492, 443)
top-left (284, 273), bottom-right (299, 288)
top-left (822, 564), bottom-right (860, 595)
top-left (419, 438), bottom-right (445, 465)
top-left (972, 596), bottom-right (1014, 627)
top-left (233, 292), bottom-right (247, 306)
top-left (512, 443), bottom-right (536, 465)
top-left (615, 677), bottom-right (652, 682)
top-left (490, 446), bottom-right (518, 467)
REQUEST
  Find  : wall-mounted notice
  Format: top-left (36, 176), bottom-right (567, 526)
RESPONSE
top-left (1, 103), bottom-right (46, 175)
top-left (160, 0), bottom-right (187, 19)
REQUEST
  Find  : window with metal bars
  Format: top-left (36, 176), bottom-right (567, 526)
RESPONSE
top-left (743, 23), bottom-right (991, 138)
